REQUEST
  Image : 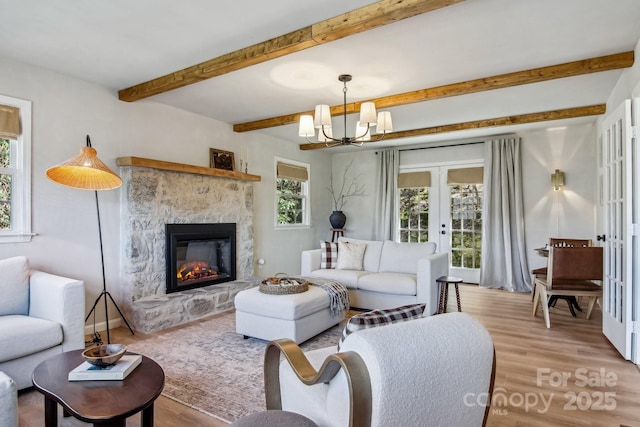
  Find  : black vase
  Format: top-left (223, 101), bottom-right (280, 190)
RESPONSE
top-left (329, 211), bottom-right (346, 229)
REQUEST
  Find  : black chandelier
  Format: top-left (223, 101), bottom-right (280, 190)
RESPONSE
top-left (298, 74), bottom-right (393, 147)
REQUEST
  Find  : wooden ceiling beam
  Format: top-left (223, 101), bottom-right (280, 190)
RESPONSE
top-left (118, 0), bottom-right (463, 102)
top-left (236, 52), bottom-right (632, 132)
top-left (298, 104), bottom-right (606, 150)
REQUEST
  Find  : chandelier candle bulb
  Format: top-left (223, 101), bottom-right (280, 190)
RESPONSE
top-left (314, 105), bottom-right (332, 128)
top-left (318, 126), bottom-right (333, 142)
top-left (377, 111), bottom-right (393, 133)
top-left (359, 102), bottom-right (377, 124)
top-left (299, 115), bottom-right (315, 137)
top-left (355, 121), bottom-right (371, 141)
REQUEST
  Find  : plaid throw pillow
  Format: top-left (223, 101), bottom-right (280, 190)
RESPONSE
top-left (320, 241), bottom-right (338, 269)
top-left (337, 303), bottom-right (426, 350)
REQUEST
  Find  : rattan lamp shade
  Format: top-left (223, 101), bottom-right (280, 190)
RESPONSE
top-left (46, 146), bottom-right (122, 190)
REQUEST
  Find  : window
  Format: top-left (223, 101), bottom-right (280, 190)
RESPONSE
top-left (0, 95), bottom-right (32, 243)
top-left (398, 171), bottom-right (430, 242)
top-left (275, 159), bottom-right (310, 227)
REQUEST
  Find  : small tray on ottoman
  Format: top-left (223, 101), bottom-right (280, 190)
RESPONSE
top-left (259, 274), bottom-right (309, 295)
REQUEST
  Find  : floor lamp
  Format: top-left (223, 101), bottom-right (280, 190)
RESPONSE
top-left (46, 135), bottom-right (134, 344)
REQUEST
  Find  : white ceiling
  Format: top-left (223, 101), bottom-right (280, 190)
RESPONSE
top-left (2, 0), bottom-right (640, 149)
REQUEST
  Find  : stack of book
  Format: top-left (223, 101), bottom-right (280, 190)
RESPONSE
top-left (68, 354), bottom-right (142, 381)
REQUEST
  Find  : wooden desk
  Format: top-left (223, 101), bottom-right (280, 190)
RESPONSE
top-left (32, 350), bottom-right (164, 427)
top-left (534, 247), bottom-right (549, 257)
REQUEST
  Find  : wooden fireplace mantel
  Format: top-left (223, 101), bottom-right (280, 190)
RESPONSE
top-left (116, 157), bottom-right (261, 182)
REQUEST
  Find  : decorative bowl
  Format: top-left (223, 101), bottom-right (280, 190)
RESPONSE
top-left (82, 344), bottom-right (127, 367)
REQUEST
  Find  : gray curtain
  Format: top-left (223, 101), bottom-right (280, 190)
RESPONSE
top-left (479, 137), bottom-right (531, 292)
top-left (373, 148), bottom-right (399, 241)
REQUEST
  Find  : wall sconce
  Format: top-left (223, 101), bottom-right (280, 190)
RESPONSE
top-left (551, 169), bottom-right (565, 191)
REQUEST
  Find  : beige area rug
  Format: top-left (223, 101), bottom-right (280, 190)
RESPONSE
top-left (124, 309), bottom-right (352, 424)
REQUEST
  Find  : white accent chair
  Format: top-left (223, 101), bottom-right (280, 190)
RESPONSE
top-left (264, 312), bottom-right (496, 427)
top-left (0, 371), bottom-right (18, 427)
top-left (0, 256), bottom-right (85, 390)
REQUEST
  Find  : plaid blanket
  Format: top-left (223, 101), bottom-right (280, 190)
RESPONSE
top-left (292, 276), bottom-right (350, 317)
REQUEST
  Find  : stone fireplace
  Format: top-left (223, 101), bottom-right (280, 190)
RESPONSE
top-left (118, 158), bottom-right (258, 333)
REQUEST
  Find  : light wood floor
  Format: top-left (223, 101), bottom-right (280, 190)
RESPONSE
top-left (18, 284), bottom-right (640, 427)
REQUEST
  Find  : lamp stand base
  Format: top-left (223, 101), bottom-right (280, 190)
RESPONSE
top-left (85, 289), bottom-right (134, 344)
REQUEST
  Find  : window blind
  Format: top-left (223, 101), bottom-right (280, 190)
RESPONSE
top-left (447, 167), bottom-right (484, 185)
top-left (277, 162), bottom-right (308, 181)
top-left (0, 104), bottom-right (20, 140)
top-left (398, 171), bottom-right (431, 188)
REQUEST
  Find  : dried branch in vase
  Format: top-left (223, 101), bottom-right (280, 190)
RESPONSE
top-left (328, 160), bottom-right (366, 211)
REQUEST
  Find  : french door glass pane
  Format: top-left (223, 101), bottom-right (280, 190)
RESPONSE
top-left (399, 187), bottom-right (429, 242)
top-left (449, 184), bottom-right (483, 269)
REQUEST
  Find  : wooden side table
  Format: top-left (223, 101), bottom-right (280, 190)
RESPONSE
top-left (32, 350), bottom-right (164, 427)
top-left (331, 228), bottom-right (344, 242)
top-left (436, 276), bottom-right (463, 314)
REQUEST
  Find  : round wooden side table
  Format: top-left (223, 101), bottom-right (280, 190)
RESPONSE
top-left (32, 350), bottom-right (164, 427)
top-left (436, 276), bottom-right (463, 314)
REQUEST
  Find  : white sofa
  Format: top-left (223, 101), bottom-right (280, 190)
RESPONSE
top-left (301, 238), bottom-right (448, 315)
top-left (267, 312), bottom-right (495, 427)
top-left (0, 256), bottom-right (85, 390)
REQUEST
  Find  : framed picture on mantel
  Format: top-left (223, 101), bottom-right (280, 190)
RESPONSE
top-left (209, 148), bottom-right (235, 171)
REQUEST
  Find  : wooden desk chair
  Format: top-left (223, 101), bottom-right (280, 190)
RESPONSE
top-left (530, 238), bottom-right (592, 303)
top-left (532, 246), bottom-right (603, 328)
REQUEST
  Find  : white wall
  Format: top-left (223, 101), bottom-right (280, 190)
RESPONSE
top-left (605, 37), bottom-right (640, 114)
top-left (330, 151), bottom-right (379, 240)
top-left (520, 124), bottom-right (598, 272)
top-left (0, 55), bottom-right (331, 325)
top-left (329, 127), bottom-right (598, 278)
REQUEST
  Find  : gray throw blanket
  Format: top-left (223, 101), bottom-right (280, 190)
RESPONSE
top-left (293, 276), bottom-right (350, 317)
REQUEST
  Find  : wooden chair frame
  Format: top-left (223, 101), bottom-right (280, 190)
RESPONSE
top-left (264, 338), bottom-right (372, 427)
top-left (531, 238), bottom-right (593, 300)
top-left (532, 246), bottom-right (603, 328)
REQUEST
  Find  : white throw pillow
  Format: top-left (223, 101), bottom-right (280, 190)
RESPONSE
top-left (0, 256), bottom-right (30, 316)
top-left (336, 241), bottom-right (366, 270)
top-left (337, 237), bottom-right (383, 272)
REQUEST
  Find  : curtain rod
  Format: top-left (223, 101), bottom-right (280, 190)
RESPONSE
top-left (399, 141), bottom-right (484, 152)
top-left (375, 140), bottom-right (484, 154)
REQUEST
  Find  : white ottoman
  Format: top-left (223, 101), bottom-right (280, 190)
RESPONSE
top-left (234, 286), bottom-right (344, 344)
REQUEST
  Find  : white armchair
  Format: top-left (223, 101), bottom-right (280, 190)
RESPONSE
top-left (265, 312), bottom-right (495, 427)
top-left (0, 371), bottom-right (17, 427)
top-left (0, 256), bottom-right (85, 389)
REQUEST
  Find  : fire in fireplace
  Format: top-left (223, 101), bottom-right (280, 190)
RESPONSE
top-left (165, 223), bottom-right (236, 293)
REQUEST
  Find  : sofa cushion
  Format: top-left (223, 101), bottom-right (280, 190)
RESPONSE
top-left (0, 315), bottom-right (63, 362)
top-left (336, 241), bottom-right (366, 270)
top-left (307, 269), bottom-right (371, 289)
top-left (357, 272), bottom-right (417, 296)
top-left (338, 303), bottom-right (425, 350)
top-left (0, 256), bottom-right (30, 316)
top-left (320, 241), bottom-right (339, 269)
top-left (338, 237), bottom-right (384, 272)
top-left (378, 241), bottom-right (437, 275)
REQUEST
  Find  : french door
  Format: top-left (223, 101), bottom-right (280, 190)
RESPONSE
top-left (399, 163), bottom-right (483, 283)
top-left (601, 99), bottom-right (638, 362)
